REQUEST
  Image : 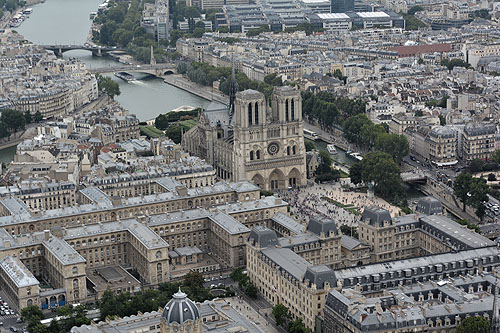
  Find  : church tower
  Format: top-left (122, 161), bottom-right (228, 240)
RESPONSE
top-left (232, 86), bottom-right (306, 190)
top-left (228, 60), bottom-right (238, 119)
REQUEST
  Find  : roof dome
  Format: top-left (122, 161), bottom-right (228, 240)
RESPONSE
top-left (162, 289), bottom-right (200, 326)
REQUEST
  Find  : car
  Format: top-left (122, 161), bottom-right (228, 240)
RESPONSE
top-left (0, 321), bottom-right (3, 325)
top-left (10, 328), bottom-right (18, 332)
top-left (16, 317), bottom-right (23, 323)
top-left (1, 311), bottom-right (5, 316)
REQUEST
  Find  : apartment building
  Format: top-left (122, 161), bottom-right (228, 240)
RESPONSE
top-left (247, 226), bottom-right (336, 330)
top-left (462, 123), bottom-right (496, 162)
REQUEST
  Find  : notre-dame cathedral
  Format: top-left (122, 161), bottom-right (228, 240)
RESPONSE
top-left (182, 80), bottom-right (306, 191)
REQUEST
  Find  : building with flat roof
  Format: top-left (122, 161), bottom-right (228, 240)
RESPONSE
top-left (331, 0), bottom-right (354, 13)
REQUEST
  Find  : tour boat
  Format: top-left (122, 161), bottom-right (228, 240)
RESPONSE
top-left (327, 144), bottom-right (337, 155)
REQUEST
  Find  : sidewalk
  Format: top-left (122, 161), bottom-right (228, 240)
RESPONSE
top-left (227, 296), bottom-right (278, 333)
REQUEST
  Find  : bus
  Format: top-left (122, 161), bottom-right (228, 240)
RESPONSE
top-left (304, 129), bottom-right (319, 141)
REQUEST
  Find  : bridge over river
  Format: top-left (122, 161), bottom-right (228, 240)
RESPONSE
top-left (41, 44), bottom-right (120, 57)
top-left (88, 63), bottom-right (177, 77)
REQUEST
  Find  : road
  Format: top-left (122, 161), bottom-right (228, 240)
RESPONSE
top-left (163, 75), bottom-right (228, 104)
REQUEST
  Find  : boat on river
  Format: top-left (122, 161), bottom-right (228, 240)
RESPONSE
top-left (114, 72), bottom-right (135, 81)
top-left (327, 144), bottom-right (337, 155)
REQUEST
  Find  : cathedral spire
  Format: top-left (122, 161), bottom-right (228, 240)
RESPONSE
top-left (228, 55), bottom-right (238, 119)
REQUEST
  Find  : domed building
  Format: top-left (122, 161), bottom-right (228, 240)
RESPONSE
top-left (161, 289), bottom-right (202, 333)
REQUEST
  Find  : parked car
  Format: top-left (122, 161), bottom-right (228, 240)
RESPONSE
top-left (10, 328), bottom-right (18, 332)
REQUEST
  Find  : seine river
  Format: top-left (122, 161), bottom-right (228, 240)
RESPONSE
top-left (0, 0), bottom-right (209, 162)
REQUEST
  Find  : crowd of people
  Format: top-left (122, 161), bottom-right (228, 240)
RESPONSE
top-left (277, 182), bottom-right (401, 228)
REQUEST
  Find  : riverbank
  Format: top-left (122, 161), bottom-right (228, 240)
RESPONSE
top-left (0, 0), bottom-right (43, 29)
top-left (163, 75), bottom-right (228, 104)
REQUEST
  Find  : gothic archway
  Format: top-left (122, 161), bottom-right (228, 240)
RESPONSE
top-left (251, 174), bottom-right (265, 189)
top-left (269, 169), bottom-right (286, 190)
top-left (288, 168), bottom-right (302, 188)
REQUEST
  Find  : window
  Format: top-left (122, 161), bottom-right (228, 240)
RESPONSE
top-left (248, 103), bottom-right (252, 125)
top-left (72, 266), bottom-right (78, 274)
top-left (291, 99), bottom-right (295, 120)
top-left (285, 99), bottom-right (289, 121)
top-left (250, 151), bottom-right (254, 160)
top-left (256, 150), bottom-right (261, 159)
top-left (255, 102), bottom-right (259, 125)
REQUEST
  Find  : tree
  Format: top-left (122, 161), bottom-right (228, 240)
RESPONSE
top-left (21, 305), bottom-right (45, 332)
top-left (469, 178), bottom-right (489, 220)
top-left (469, 159), bottom-right (485, 173)
top-left (0, 122), bottom-right (9, 138)
top-left (456, 316), bottom-right (489, 333)
top-left (305, 141), bottom-right (315, 151)
top-left (165, 124), bottom-right (184, 143)
top-left (441, 58), bottom-right (471, 71)
top-left (1, 109), bottom-right (25, 132)
top-left (374, 133), bottom-right (409, 163)
top-left (34, 111), bottom-right (43, 122)
top-left (488, 173), bottom-right (497, 181)
top-left (96, 74), bottom-right (121, 99)
top-left (407, 5), bottom-right (424, 15)
top-left (21, 305), bottom-right (43, 322)
top-left (358, 152), bottom-right (405, 203)
top-left (245, 283), bottom-right (258, 298)
top-left (155, 114), bottom-right (170, 130)
top-left (272, 304), bottom-right (289, 327)
top-left (183, 271), bottom-right (204, 290)
top-left (454, 172), bottom-right (473, 212)
top-left (439, 114), bottom-right (446, 126)
top-left (349, 162), bottom-right (363, 184)
top-left (24, 110), bottom-right (32, 124)
top-left (289, 318), bottom-right (312, 333)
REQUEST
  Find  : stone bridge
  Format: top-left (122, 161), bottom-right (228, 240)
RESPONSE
top-left (89, 64), bottom-right (177, 78)
top-left (41, 44), bottom-right (120, 57)
top-left (401, 171), bottom-right (427, 184)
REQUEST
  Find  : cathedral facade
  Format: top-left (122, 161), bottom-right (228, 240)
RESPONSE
top-left (182, 86), bottom-right (307, 191)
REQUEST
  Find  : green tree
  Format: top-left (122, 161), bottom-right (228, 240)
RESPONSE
top-left (21, 305), bottom-right (45, 332)
top-left (96, 74), bottom-right (121, 99)
top-left (456, 316), bottom-right (489, 333)
top-left (439, 114), bottom-right (446, 126)
top-left (374, 133), bottom-right (409, 163)
top-left (492, 149), bottom-right (500, 164)
top-left (165, 124), bottom-right (189, 143)
top-left (1, 109), bottom-right (25, 132)
top-left (24, 110), bottom-right (32, 124)
top-left (441, 58), bottom-right (471, 71)
top-left (0, 121), bottom-right (9, 138)
top-left (30, 324), bottom-right (49, 333)
top-left (21, 305), bottom-right (43, 322)
top-left (469, 159), bottom-right (485, 173)
top-left (349, 162), bottom-right (363, 184)
top-left (469, 178), bottom-right (489, 220)
top-left (359, 152), bottom-right (405, 203)
top-left (155, 114), bottom-right (169, 130)
top-left (272, 304), bottom-right (289, 327)
top-left (34, 111), bottom-right (43, 122)
top-left (454, 172), bottom-right (473, 212)
top-left (407, 5), bottom-right (424, 15)
top-left (289, 318), bottom-right (312, 333)
top-left (245, 283), bottom-right (258, 298)
top-left (305, 140), bottom-right (315, 151)
top-left (183, 271), bottom-right (204, 289)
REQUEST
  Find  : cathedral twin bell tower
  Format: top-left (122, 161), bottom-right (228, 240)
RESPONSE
top-left (231, 85), bottom-right (307, 191)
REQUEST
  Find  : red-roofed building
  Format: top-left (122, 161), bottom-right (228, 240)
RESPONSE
top-left (388, 43), bottom-right (452, 57)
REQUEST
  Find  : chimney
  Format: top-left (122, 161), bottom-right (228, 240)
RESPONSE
top-left (44, 230), bottom-right (50, 240)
